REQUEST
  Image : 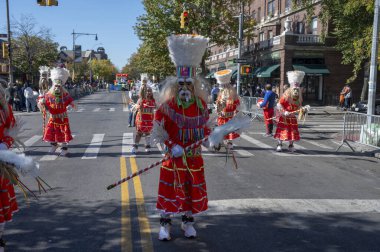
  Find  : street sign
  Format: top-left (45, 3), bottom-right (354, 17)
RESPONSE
top-left (233, 58), bottom-right (250, 64)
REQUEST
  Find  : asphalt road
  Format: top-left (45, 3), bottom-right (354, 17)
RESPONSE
top-left (6, 90), bottom-right (380, 252)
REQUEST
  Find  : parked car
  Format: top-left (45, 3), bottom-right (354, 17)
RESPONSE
top-left (351, 99), bottom-right (380, 115)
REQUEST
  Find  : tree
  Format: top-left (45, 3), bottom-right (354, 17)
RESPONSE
top-left (89, 59), bottom-right (117, 82)
top-left (11, 15), bottom-right (58, 83)
top-left (134, 0), bottom-right (254, 77)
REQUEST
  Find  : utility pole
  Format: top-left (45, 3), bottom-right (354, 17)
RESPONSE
top-left (236, 2), bottom-right (244, 96)
top-left (5, 0), bottom-right (13, 87)
top-left (367, 0), bottom-right (380, 120)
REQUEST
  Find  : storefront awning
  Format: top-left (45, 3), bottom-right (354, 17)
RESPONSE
top-left (256, 64), bottom-right (280, 78)
top-left (293, 64), bottom-right (330, 75)
top-left (231, 69), bottom-right (238, 79)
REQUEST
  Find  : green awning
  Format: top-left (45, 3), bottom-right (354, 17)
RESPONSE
top-left (231, 69), bottom-right (238, 79)
top-left (256, 64), bottom-right (280, 78)
top-left (293, 64), bottom-right (330, 75)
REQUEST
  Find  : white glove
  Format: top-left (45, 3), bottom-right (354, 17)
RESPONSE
top-left (0, 143), bottom-right (8, 150)
top-left (171, 144), bottom-right (184, 158)
top-left (284, 111), bottom-right (290, 116)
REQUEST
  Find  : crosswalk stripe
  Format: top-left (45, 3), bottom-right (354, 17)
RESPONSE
top-left (40, 154), bottom-right (58, 161)
top-left (240, 134), bottom-right (275, 150)
top-left (24, 135), bottom-right (42, 147)
top-left (122, 132), bottom-right (135, 157)
top-left (77, 108), bottom-right (85, 113)
top-left (93, 108), bottom-right (101, 112)
top-left (233, 144), bottom-right (254, 157)
top-left (293, 143), bottom-right (306, 150)
top-left (82, 134), bottom-right (104, 159)
top-left (156, 143), bottom-right (165, 156)
top-left (109, 108), bottom-right (115, 112)
top-left (301, 139), bottom-right (333, 150)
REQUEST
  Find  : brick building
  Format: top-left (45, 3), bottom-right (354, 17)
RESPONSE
top-left (205, 0), bottom-right (376, 105)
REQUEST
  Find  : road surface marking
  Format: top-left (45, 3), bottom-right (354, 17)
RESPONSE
top-left (301, 139), bottom-right (333, 150)
top-left (40, 154), bottom-right (58, 161)
top-left (122, 133), bottom-right (135, 157)
top-left (77, 108), bottom-right (85, 113)
top-left (156, 143), bottom-right (165, 156)
top-left (130, 157), bottom-right (154, 252)
top-left (240, 134), bottom-right (279, 156)
top-left (145, 198), bottom-right (380, 216)
top-left (109, 108), bottom-right (115, 112)
top-left (24, 135), bottom-right (42, 147)
top-left (233, 144), bottom-right (254, 157)
top-left (120, 157), bottom-right (132, 252)
top-left (82, 134), bottom-right (104, 159)
top-left (93, 108), bottom-right (101, 112)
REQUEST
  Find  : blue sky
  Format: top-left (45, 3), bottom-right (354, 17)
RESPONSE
top-left (0, 0), bottom-right (145, 70)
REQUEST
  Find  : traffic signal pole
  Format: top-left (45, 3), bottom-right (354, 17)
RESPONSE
top-left (368, 0), bottom-right (380, 120)
top-left (6, 0), bottom-right (13, 87)
top-left (236, 7), bottom-right (243, 96)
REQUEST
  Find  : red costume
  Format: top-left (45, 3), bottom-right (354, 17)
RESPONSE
top-left (274, 95), bottom-right (301, 141)
top-left (217, 98), bottom-right (240, 140)
top-left (135, 99), bottom-right (156, 134)
top-left (155, 98), bottom-right (210, 214)
top-left (42, 93), bottom-right (74, 143)
top-left (0, 105), bottom-right (19, 223)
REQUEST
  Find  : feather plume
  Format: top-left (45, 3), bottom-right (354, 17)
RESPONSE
top-left (287, 71), bottom-right (305, 88)
top-left (50, 67), bottom-right (70, 85)
top-left (209, 113), bottom-right (251, 147)
top-left (39, 66), bottom-right (50, 75)
top-left (150, 119), bottom-right (169, 146)
top-left (0, 150), bottom-right (39, 178)
top-left (167, 34), bottom-right (209, 67)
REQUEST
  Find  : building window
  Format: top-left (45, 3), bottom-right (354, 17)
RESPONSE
top-left (258, 7), bottom-right (261, 22)
top-left (285, 0), bottom-right (291, 11)
top-left (267, 0), bottom-right (275, 17)
top-left (268, 30), bottom-right (273, 39)
top-left (311, 17), bottom-right (318, 35)
top-left (252, 10), bottom-right (256, 21)
top-left (259, 32), bottom-right (265, 42)
top-left (218, 49), bottom-right (222, 54)
top-left (297, 22), bottom-right (304, 34)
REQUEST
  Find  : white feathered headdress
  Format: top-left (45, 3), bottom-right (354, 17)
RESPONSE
top-left (287, 70), bottom-right (305, 88)
top-left (50, 67), bottom-right (70, 85)
top-left (214, 69), bottom-right (232, 87)
top-left (39, 66), bottom-right (50, 77)
top-left (140, 73), bottom-right (148, 82)
top-left (167, 34), bottom-right (209, 79)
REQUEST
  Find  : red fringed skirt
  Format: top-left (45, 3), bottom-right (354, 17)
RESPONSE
top-left (274, 115), bottom-right (300, 141)
top-left (0, 176), bottom-right (18, 223)
top-left (43, 117), bottom-right (73, 143)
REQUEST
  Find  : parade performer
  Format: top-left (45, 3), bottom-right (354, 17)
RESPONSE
top-left (131, 85), bottom-right (156, 154)
top-left (38, 66), bottom-right (50, 97)
top-left (274, 70), bottom-right (308, 152)
top-left (39, 67), bottom-right (75, 156)
top-left (214, 69), bottom-right (240, 150)
top-left (151, 34), bottom-right (210, 241)
top-left (257, 84), bottom-right (277, 136)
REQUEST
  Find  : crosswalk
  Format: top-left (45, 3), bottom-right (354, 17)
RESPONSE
top-left (68, 107), bottom-right (129, 113)
top-left (18, 128), bottom-right (352, 162)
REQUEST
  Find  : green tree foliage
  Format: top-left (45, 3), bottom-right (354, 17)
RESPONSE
top-left (11, 15), bottom-right (58, 82)
top-left (89, 59), bottom-right (117, 82)
top-left (298, 0), bottom-right (375, 82)
top-left (132, 0), bottom-right (254, 77)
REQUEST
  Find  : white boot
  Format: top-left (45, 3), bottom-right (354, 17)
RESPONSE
top-left (145, 145), bottom-right (151, 153)
top-left (158, 218), bottom-right (171, 241)
top-left (288, 144), bottom-right (296, 152)
top-left (276, 143), bottom-right (282, 152)
top-left (60, 149), bottom-right (68, 157)
top-left (49, 144), bottom-right (58, 153)
top-left (181, 216), bottom-right (196, 238)
top-left (131, 145), bottom-right (137, 154)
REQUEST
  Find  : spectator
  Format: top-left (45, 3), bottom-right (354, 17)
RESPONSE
top-left (13, 86), bottom-right (22, 111)
top-left (254, 86), bottom-right (262, 97)
top-left (5, 84), bottom-right (14, 108)
top-left (128, 86), bottom-right (139, 127)
top-left (211, 84), bottom-right (220, 103)
top-left (242, 88), bottom-right (250, 97)
top-left (257, 84), bottom-right (276, 136)
top-left (24, 84), bottom-right (37, 112)
top-left (340, 84), bottom-right (352, 110)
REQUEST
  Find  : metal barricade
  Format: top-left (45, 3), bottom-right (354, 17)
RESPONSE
top-left (336, 111), bottom-right (380, 152)
top-left (240, 96), bottom-right (264, 121)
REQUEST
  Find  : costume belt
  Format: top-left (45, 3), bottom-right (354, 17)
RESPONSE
top-left (142, 108), bottom-right (154, 113)
top-left (184, 146), bottom-right (202, 157)
top-left (50, 112), bottom-right (68, 119)
top-left (220, 111), bottom-right (234, 118)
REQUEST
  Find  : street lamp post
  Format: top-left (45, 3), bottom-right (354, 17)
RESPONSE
top-left (367, 0), bottom-right (380, 121)
top-left (71, 30), bottom-right (98, 81)
top-left (5, 0), bottom-right (13, 86)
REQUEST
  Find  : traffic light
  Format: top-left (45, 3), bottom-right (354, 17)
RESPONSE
top-left (180, 11), bottom-right (189, 29)
top-left (240, 65), bottom-right (253, 75)
top-left (47, 0), bottom-right (58, 6)
top-left (183, 11), bottom-right (189, 27)
top-left (2, 43), bottom-right (9, 59)
top-left (37, 0), bottom-right (47, 6)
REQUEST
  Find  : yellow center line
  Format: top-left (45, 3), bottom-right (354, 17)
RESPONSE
top-left (130, 157), bottom-right (154, 252)
top-left (120, 157), bottom-right (132, 252)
